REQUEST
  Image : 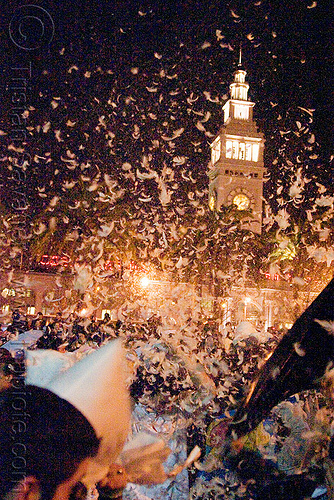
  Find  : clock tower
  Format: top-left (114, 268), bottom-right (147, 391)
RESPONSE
top-left (208, 54), bottom-right (265, 233)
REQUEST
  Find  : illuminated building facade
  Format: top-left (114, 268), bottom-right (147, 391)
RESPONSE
top-left (208, 53), bottom-right (266, 233)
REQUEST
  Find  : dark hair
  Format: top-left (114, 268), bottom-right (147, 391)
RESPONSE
top-left (0, 349), bottom-right (17, 377)
top-left (0, 348), bottom-right (13, 364)
top-left (0, 385), bottom-right (100, 499)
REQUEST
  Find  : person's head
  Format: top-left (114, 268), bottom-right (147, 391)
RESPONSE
top-left (12, 310), bottom-right (20, 322)
top-left (0, 348), bottom-right (13, 363)
top-left (0, 349), bottom-right (15, 393)
top-left (0, 385), bottom-right (100, 500)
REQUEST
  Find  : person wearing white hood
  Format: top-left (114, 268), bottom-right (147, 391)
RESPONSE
top-left (0, 340), bottom-right (132, 500)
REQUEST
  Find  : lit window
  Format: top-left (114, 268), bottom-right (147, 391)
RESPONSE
top-left (234, 105), bottom-right (242, 118)
top-left (252, 144), bottom-right (259, 162)
top-left (2, 288), bottom-right (16, 297)
top-left (234, 105), bottom-right (249, 119)
top-left (245, 143), bottom-right (252, 161)
top-left (27, 306), bottom-right (35, 315)
top-left (232, 141), bottom-right (238, 159)
top-left (226, 140), bottom-right (232, 158)
top-left (211, 137), bottom-right (221, 164)
top-left (239, 143), bottom-right (245, 160)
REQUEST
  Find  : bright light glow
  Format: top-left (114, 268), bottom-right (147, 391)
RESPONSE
top-left (140, 276), bottom-right (151, 288)
top-left (244, 297), bottom-right (251, 304)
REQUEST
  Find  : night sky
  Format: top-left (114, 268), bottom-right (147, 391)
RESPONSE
top-left (0, 0), bottom-right (333, 230)
top-left (1, 0), bottom-right (333, 148)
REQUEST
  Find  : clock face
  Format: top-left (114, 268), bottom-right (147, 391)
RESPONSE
top-left (233, 193), bottom-right (250, 210)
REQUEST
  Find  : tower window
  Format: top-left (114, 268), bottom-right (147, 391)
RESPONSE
top-left (232, 141), bottom-right (238, 159)
top-left (226, 140), bottom-right (232, 158)
top-left (211, 137), bottom-right (221, 164)
top-left (252, 144), bottom-right (259, 162)
top-left (226, 141), bottom-right (259, 163)
top-left (245, 143), bottom-right (252, 161)
top-left (234, 104), bottom-right (249, 119)
top-left (235, 72), bottom-right (245, 83)
top-left (239, 143), bottom-right (245, 160)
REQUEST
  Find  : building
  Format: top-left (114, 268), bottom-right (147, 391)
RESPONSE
top-left (0, 56), bottom-right (320, 331)
top-left (208, 51), bottom-right (266, 233)
top-left (204, 53), bottom-right (320, 329)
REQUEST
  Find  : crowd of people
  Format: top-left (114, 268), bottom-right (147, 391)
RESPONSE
top-left (1, 308), bottom-right (124, 351)
top-left (0, 304), bottom-right (332, 500)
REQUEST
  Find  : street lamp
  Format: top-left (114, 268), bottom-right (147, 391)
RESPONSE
top-left (140, 276), bottom-right (151, 288)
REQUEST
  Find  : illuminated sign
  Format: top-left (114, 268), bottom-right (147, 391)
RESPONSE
top-left (39, 255), bottom-right (71, 267)
top-left (265, 273), bottom-right (280, 281)
top-left (264, 273), bottom-right (310, 283)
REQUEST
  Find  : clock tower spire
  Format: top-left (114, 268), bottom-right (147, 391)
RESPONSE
top-left (208, 55), bottom-right (265, 233)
